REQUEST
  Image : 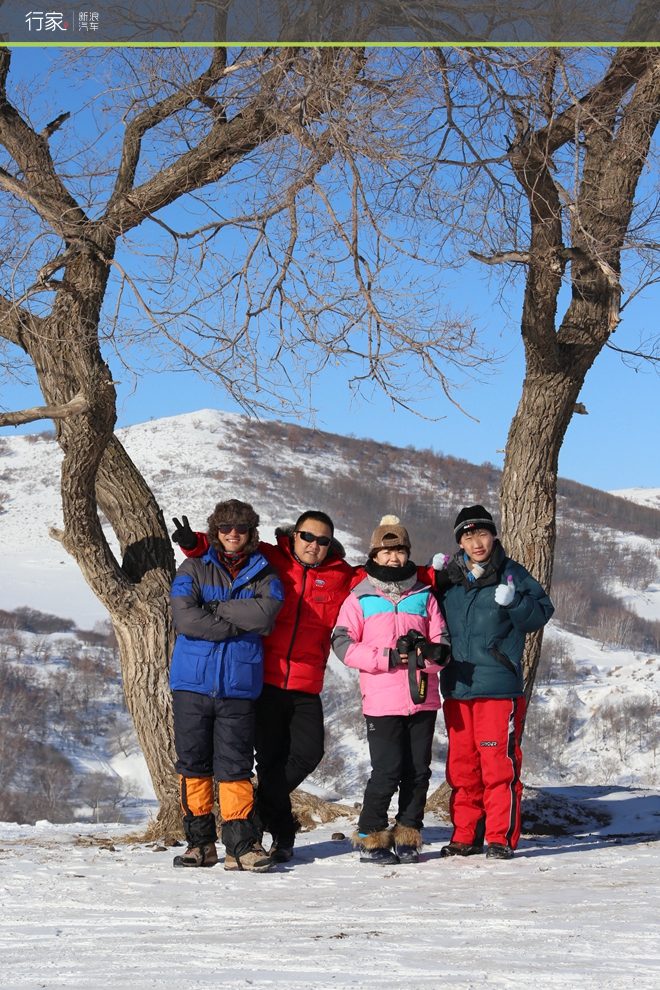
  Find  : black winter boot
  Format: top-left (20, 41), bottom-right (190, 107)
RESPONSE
top-left (440, 841), bottom-right (484, 858)
top-left (173, 843), bottom-right (218, 868)
top-left (269, 816), bottom-right (299, 863)
top-left (353, 829), bottom-right (399, 865)
top-left (486, 842), bottom-right (514, 860)
top-left (392, 823), bottom-right (423, 864)
top-left (269, 840), bottom-right (294, 863)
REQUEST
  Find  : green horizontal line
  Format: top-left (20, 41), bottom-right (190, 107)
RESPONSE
top-left (5, 41), bottom-right (658, 47)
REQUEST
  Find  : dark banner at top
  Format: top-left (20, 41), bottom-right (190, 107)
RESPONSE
top-left (1, 1), bottom-right (660, 44)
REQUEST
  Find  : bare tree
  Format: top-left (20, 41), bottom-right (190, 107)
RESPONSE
top-left (420, 27), bottom-right (660, 701)
top-left (0, 47), bottom-right (483, 832)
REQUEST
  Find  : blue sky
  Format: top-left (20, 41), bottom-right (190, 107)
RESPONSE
top-left (4, 266), bottom-right (657, 493)
top-left (2, 48), bottom-right (659, 494)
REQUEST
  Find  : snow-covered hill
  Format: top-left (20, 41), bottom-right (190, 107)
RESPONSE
top-left (0, 410), bottom-right (367, 625)
top-left (2, 409), bottom-right (660, 805)
top-left (610, 486), bottom-right (660, 511)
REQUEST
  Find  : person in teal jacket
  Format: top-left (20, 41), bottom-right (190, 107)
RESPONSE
top-left (433, 505), bottom-right (554, 860)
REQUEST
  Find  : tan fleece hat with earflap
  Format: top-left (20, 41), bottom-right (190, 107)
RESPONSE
top-left (369, 515), bottom-right (412, 557)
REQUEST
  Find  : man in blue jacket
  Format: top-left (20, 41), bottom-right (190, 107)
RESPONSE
top-left (169, 499), bottom-right (284, 871)
top-left (434, 505), bottom-right (554, 860)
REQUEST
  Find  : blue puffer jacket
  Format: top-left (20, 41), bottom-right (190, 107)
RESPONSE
top-left (437, 542), bottom-right (554, 700)
top-left (169, 548), bottom-right (284, 699)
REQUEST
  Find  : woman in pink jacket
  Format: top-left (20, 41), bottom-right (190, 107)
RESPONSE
top-left (332, 516), bottom-right (450, 864)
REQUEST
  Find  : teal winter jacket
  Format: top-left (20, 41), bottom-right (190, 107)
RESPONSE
top-left (436, 542), bottom-right (554, 700)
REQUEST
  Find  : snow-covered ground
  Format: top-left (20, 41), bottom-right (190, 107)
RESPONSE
top-left (1, 795), bottom-right (659, 990)
top-left (3, 413), bottom-right (660, 987)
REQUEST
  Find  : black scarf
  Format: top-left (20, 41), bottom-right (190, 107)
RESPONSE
top-left (365, 557), bottom-right (418, 585)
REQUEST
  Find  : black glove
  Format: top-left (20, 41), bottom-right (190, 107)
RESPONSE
top-left (171, 515), bottom-right (198, 551)
top-left (420, 642), bottom-right (451, 667)
top-left (389, 648), bottom-right (406, 668)
top-left (202, 600), bottom-right (221, 614)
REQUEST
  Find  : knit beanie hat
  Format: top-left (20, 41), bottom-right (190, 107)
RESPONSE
top-left (453, 505), bottom-right (497, 543)
top-left (369, 515), bottom-right (412, 557)
top-left (207, 498), bottom-right (260, 555)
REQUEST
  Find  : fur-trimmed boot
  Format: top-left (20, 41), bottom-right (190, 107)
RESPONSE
top-left (392, 823), bottom-right (423, 864)
top-left (352, 829), bottom-right (399, 865)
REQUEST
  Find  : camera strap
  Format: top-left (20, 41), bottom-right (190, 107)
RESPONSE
top-left (408, 661), bottom-right (428, 704)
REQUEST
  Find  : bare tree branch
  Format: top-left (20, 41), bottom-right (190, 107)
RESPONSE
top-left (0, 295), bottom-right (44, 348)
top-left (106, 48), bottom-right (231, 210)
top-left (0, 391), bottom-right (88, 428)
top-left (606, 340), bottom-right (660, 363)
top-left (41, 111), bottom-right (70, 140)
top-left (469, 249), bottom-right (531, 265)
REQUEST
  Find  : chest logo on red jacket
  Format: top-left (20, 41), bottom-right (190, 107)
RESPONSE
top-left (315, 579), bottom-right (325, 586)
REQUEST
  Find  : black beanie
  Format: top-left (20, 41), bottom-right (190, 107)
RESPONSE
top-left (453, 505), bottom-right (497, 543)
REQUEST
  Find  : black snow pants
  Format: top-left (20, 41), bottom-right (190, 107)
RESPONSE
top-left (172, 690), bottom-right (257, 855)
top-left (358, 709), bottom-right (437, 834)
top-left (254, 682), bottom-right (325, 844)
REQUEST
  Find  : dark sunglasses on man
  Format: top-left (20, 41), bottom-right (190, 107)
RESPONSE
top-left (217, 524), bottom-right (250, 535)
top-left (296, 530), bottom-right (331, 547)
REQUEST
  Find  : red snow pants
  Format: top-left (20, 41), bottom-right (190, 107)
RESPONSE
top-left (443, 696), bottom-right (525, 849)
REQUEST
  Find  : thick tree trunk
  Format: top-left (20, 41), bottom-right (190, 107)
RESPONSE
top-left (499, 371), bottom-right (586, 704)
top-left (96, 437), bottom-right (180, 834)
top-left (112, 605), bottom-right (180, 836)
top-left (20, 248), bottom-right (181, 836)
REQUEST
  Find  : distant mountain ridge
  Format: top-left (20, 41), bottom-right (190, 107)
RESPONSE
top-left (1, 407), bottom-right (659, 625)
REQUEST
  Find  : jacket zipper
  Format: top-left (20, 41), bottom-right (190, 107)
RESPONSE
top-left (284, 566), bottom-right (308, 689)
top-left (394, 602), bottom-right (412, 715)
top-left (214, 574), bottom-right (234, 697)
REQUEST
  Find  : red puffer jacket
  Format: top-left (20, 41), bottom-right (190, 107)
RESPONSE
top-left (182, 527), bottom-right (357, 694)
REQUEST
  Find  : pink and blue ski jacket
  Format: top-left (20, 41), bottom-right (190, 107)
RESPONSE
top-left (332, 578), bottom-right (449, 717)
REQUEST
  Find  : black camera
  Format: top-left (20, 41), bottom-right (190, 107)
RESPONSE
top-left (396, 630), bottom-right (428, 668)
top-left (396, 629), bottom-right (450, 667)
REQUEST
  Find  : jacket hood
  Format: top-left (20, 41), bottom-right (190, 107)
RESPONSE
top-left (275, 524), bottom-right (346, 560)
top-left (207, 499), bottom-right (260, 555)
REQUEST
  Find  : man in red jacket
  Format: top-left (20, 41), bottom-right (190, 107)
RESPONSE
top-left (172, 510), bottom-right (355, 862)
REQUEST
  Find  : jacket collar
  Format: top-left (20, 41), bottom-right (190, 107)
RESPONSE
top-left (275, 525), bottom-right (347, 566)
top-left (352, 576), bottom-right (428, 601)
top-left (203, 546), bottom-right (268, 588)
top-left (447, 540), bottom-right (507, 590)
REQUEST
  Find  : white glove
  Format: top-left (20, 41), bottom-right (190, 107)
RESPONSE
top-left (494, 575), bottom-right (516, 606)
top-left (428, 552), bottom-right (448, 570)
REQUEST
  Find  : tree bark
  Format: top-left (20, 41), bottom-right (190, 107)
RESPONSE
top-left (501, 373), bottom-right (591, 704)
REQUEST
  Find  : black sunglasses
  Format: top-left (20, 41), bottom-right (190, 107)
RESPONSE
top-left (296, 530), bottom-right (331, 547)
top-left (217, 524), bottom-right (250, 535)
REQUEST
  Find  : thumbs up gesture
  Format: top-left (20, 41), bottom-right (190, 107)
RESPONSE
top-left (494, 575), bottom-right (516, 606)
